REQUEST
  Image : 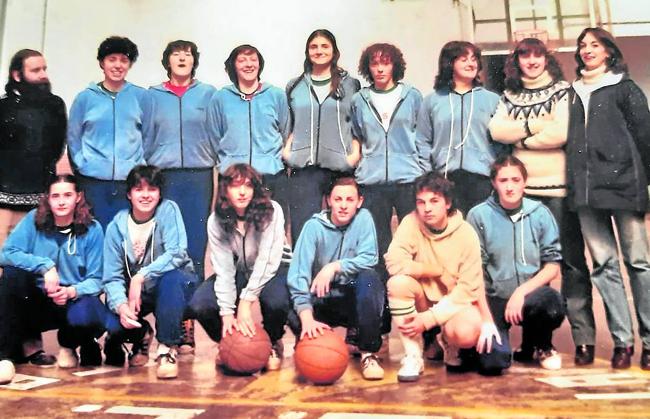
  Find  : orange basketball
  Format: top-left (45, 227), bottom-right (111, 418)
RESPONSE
top-left (219, 326), bottom-right (272, 374)
top-left (294, 329), bottom-right (349, 384)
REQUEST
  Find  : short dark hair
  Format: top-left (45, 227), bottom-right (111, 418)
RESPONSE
top-left (126, 165), bottom-right (164, 194)
top-left (358, 43), bottom-right (406, 84)
top-left (490, 155), bottom-right (528, 181)
top-left (504, 38), bottom-right (564, 93)
top-left (414, 172), bottom-right (456, 215)
top-left (5, 49), bottom-right (42, 91)
top-left (97, 36), bottom-right (139, 63)
top-left (161, 40), bottom-right (200, 78)
top-left (224, 44), bottom-right (265, 84)
top-left (434, 41), bottom-right (483, 91)
top-left (574, 27), bottom-right (628, 77)
top-left (325, 175), bottom-right (361, 197)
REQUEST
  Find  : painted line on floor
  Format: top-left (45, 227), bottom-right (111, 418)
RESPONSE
top-left (2, 386), bottom-right (650, 418)
top-left (72, 366), bottom-right (123, 377)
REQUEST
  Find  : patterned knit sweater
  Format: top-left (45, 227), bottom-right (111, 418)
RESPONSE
top-left (489, 71), bottom-right (569, 197)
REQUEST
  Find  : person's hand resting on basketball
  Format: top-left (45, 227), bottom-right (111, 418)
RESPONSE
top-left (299, 309), bottom-right (331, 339)
top-left (236, 300), bottom-right (256, 337)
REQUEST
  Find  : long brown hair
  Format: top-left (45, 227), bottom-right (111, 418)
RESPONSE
top-left (574, 27), bottom-right (628, 77)
top-left (36, 175), bottom-right (93, 234)
top-left (434, 41), bottom-right (483, 91)
top-left (504, 38), bottom-right (564, 93)
top-left (215, 164), bottom-right (274, 234)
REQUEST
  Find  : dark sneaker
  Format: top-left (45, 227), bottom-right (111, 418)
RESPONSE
top-left (80, 340), bottom-right (102, 367)
top-left (178, 319), bottom-right (195, 355)
top-left (24, 351), bottom-right (57, 368)
top-left (574, 345), bottom-right (595, 366)
top-left (129, 321), bottom-right (153, 367)
top-left (513, 346), bottom-right (536, 363)
top-left (103, 335), bottom-right (126, 367)
top-left (611, 346), bottom-right (634, 369)
top-left (641, 348), bottom-right (650, 371)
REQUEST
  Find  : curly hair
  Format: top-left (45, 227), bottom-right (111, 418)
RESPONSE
top-left (215, 164), bottom-right (274, 234)
top-left (504, 38), bottom-right (564, 93)
top-left (358, 43), bottom-right (406, 84)
top-left (224, 44), bottom-right (265, 85)
top-left (574, 27), bottom-right (628, 77)
top-left (434, 41), bottom-right (482, 91)
top-left (97, 36), bottom-right (139, 63)
top-left (414, 172), bottom-right (456, 216)
top-left (161, 40), bottom-right (200, 79)
top-left (36, 175), bottom-right (93, 235)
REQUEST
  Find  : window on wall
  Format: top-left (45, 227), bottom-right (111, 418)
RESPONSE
top-left (471, 0), bottom-right (650, 47)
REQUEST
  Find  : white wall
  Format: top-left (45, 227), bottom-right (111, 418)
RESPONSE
top-left (1, 0), bottom-right (465, 107)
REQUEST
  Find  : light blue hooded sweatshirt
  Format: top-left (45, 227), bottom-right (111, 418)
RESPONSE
top-left (0, 210), bottom-right (104, 297)
top-left (285, 72), bottom-right (361, 172)
top-left (102, 199), bottom-right (194, 313)
top-left (67, 82), bottom-right (149, 180)
top-left (144, 81), bottom-right (218, 169)
top-left (288, 208), bottom-right (378, 314)
top-left (416, 86), bottom-right (500, 177)
top-left (350, 83), bottom-right (425, 185)
top-left (466, 196), bottom-right (562, 300)
top-left (207, 83), bottom-right (289, 175)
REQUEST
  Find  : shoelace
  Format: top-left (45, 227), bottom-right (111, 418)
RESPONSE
top-left (362, 354), bottom-right (380, 368)
top-left (157, 352), bottom-right (177, 364)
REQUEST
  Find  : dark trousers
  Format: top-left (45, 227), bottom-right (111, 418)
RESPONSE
top-left (162, 168), bottom-right (214, 280)
top-left (488, 286), bottom-right (566, 351)
top-left (447, 170), bottom-right (492, 216)
top-left (189, 266), bottom-right (291, 343)
top-left (76, 175), bottom-right (129, 230)
top-left (288, 166), bottom-right (337, 247)
top-left (292, 269), bottom-right (385, 353)
top-left (0, 267), bottom-right (112, 359)
top-left (108, 269), bottom-right (198, 345)
top-left (530, 195), bottom-right (593, 346)
top-left (263, 171), bottom-right (289, 225)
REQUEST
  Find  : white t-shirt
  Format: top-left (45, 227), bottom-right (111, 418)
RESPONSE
top-left (127, 215), bottom-right (155, 263)
top-left (369, 84), bottom-right (403, 131)
top-left (311, 78), bottom-right (332, 104)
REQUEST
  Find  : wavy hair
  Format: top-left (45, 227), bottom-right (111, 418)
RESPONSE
top-left (414, 172), bottom-right (457, 216)
top-left (574, 27), bottom-right (628, 77)
top-left (434, 41), bottom-right (483, 91)
top-left (504, 38), bottom-right (564, 93)
top-left (358, 43), bottom-right (406, 84)
top-left (215, 164), bottom-right (274, 234)
top-left (36, 175), bottom-right (93, 235)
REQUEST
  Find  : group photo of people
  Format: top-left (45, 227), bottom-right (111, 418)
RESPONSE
top-left (0, 17), bottom-right (649, 396)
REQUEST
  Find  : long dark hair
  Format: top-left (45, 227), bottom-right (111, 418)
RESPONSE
top-left (434, 41), bottom-right (483, 91)
top-left (215, 164), bottom-right (274, 234)
top-left (304, 29), bottom-right (343, 97)
top-left (504, 38), bottom-right (564, 93)
top-left (574, 27), bottom-right (628, 77)
top-left (36, 175), bottom-right (93, 235)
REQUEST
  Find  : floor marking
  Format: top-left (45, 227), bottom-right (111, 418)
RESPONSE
top-left (72, 366), bottom-right (123, 377)
top-left (536, 372), bottom-right (647, 388)
top-left (575, 392), bottom-right (650, 400)
top-left (278, 412), bottom-right (308, 419)
top-left (0, 374), bottom-right (60, 390)
top-left (71, 404), bottom-right (103, 413)
top-left (4, 388), bottom-right (650, 418)
top-left (320, 414), bottom-right (450, 419)
top-left (104, 406), bottom-right (205, 418)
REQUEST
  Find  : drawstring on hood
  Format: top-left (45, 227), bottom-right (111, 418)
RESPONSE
top-left (444, 89), bottom-right (475, 178)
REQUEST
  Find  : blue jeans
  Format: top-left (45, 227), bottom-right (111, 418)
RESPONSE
top-left (0, 267), bottom-right (114, 357)
top-left (531, 196), bottom-right (593, 346)
top-left (578, 208), bottom-right (650, 348)
top-left (76, 175), bottom-right (129, 229)
top-left (162, 168), bottom-right (213, 280)
top-left (109, 269), bottom-right (198, 346)
top-left (291, 269), bottom-right (385, 353)
top-left (189, 266), bottom-right (291, 343)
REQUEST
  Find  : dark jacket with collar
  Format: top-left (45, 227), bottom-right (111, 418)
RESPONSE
top-left (0, 85), bottom-right (66, 208)
top-left (566, 75), bottom-right (650, 212)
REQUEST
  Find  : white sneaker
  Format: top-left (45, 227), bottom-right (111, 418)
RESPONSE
top-left (536, 348), bottom-right (562, 370)
top-left (0, 360), bottom-right (16, 384)
top-left (266, 341), bottom-right (283, 371)
top-left (361, 354), bottom-right (384, 380)
top-left (156, 348), bottom-right (178, 379)
top-left (57, 348), bottom-right (79, 369)
top-left (397, 354), bottom-right (424, 382)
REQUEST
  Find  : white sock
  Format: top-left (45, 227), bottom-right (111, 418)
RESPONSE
top-left (399, 333), bottom-right (423, 358)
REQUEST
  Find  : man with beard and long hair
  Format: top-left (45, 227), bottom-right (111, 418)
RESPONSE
top-left (0, 49), bottom-right (66, 368)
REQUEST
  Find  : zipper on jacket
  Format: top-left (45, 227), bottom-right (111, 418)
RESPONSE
top-left (309, 86), bottom-right (324, 165)
top-left (112, 97), bottom-right (116, 180)
top-left (336, 228), bottom-right (347, 260)
top-left (582, 95), bottom-right (590, 205)
top-left (385, 98), bottom-right (406, 182)
top-left (459, 93), bottom-right (465, 169)
top-left (511, 220), bottom-right (521, 286)
top-left (248, 101), bottom-right (253, 166)
top-left (242, 233), bottom-right (249, 272)
top-left (178, 96), bottom-right (185, 168)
